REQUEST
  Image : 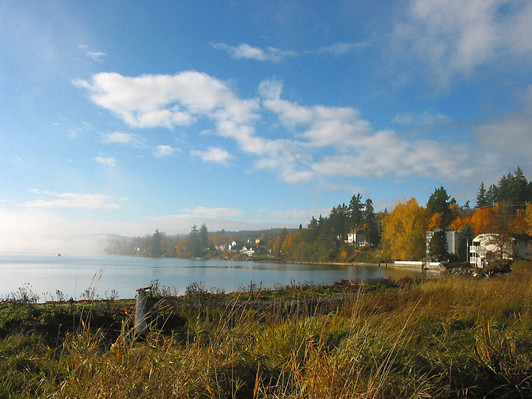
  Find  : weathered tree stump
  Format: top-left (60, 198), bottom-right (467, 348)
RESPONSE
top-left (134, 286), bottom-right (152, 336)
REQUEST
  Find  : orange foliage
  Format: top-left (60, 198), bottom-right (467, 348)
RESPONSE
top-left (469, 207), bottom-right (497, 235)
top-left (428, 212), bottom-right (443, 230)
top-left (510, 209), bottom-right (528, 235)
top-left (282, 232), bottom-right (299, 254)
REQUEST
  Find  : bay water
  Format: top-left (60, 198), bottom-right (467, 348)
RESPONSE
top-left (0, 253), bottom-right (431, 301)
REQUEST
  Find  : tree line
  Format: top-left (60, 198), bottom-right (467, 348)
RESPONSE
top-left (106, 167), bottom-right (532, 264)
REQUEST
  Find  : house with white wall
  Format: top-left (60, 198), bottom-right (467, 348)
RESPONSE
top-left (345, 230), bottom-right (367, 246)
top-left (240, 246), bottom-right (255, 256)
top-left (469, 234), bottom-right (513, 268)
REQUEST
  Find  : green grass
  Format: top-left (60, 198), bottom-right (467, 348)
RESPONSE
top-left (0, 261), bottom-right (530, 398)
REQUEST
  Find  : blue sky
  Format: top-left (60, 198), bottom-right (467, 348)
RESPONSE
top-left (1, 0), bottom-right (531, 253)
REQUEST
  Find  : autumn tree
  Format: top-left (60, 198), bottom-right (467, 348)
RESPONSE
top-left (526, 202), bottom-right (532, 235)
top-left (381, 197), bottom-right (428, 260)
top-left (428, 212), bottom-right (444, 230)
top-left (470, 207), bottom-right (497, 235)
top-left (281, 232), bottom-right (299, 256)
top-left (175, 239), bottom-right (190, 257)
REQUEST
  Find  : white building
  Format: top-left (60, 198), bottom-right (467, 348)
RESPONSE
top-left (345, 230), bottom-right (367, 246)
top-left (469, 234), bottom-right (513, 268)
top-left (240, 246), bottom-right (255, 256)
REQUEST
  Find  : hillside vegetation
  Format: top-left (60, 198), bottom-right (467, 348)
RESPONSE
top-left (1, 261), bottom-right (530, 398)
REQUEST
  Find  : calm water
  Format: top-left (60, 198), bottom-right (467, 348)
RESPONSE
top-left (0, 253), bottom-right (431, 301)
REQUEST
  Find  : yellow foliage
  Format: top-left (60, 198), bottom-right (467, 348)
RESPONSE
top-left (527, 202), bottom-right (532, 235)
top-left (381, 197), bottom-right (428, 260)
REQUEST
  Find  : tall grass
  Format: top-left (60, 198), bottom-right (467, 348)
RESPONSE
top-left (0, 262), bottom-right (530, 398)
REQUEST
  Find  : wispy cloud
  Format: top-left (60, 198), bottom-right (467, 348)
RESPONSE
top-left (21, 191), bottom-right (121, 209)
top-left (314, 42), bottom-right (369, 56)
top-left (212, 41), bottom-right (368, 61)
top-left (393, 0), bottom-right (532, 87)
top-left (93, 156), bottom-right (117, 166)
top-left (472, 84), bottom-right (532, 167)
top-left (78, 44), bottom-right (107, 62)
top-left (391, 109), bottom-right (450, 127)
top-left (190, 147), bottom-right (233, 165)
top-left (101, 131), bottom-right (141, 145)
top-left (101, 131), bottom-right (179, 158)
top-left (211, 43), bottom-right (296, 62)
top-left (182, 206), bottom-right (244, 218)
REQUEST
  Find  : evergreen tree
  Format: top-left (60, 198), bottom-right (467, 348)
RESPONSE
top-left (348, 194), bottom-right (364, 229)
top-left (189, 225), bottom-right (201, 257)
top-left (328, 206), bottom-right (345, 239)
top-left (150, 229), bottom-right (163, 257)
top-left (427, 186), bottom-right (451, 215)
top-left (497, 173), bottom-right (512, 203)
top-left (457, 224), bottom-right (474, 262)
top-left (429, 230), bottom-right (448, 261)
top-left (363, 198), bottom-right (379, 244)
top-left (427, 186), bottom-right (454, 226)
top-left (477, 182), bottom-right (488, 208)
top-left (199, 224), bottom-right (209, 252)
top-left (511, 166), bottom-right (528, 205)
top-left (486, 184), bottom-right (498, 205)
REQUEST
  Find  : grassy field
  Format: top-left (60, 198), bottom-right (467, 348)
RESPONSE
top-left (0, 262), bottom-right (530, 398)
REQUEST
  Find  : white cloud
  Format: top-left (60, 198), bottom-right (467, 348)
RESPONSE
top-left (190, 147), bottom-right (233, 165)
top-left (77, 71), bottom-right (479, 186)
top-left (93, 156), bottom-right (117, 166)
top-left (394, 0), bottom-right (532, 87)
top-left (102, 131), bottom-right (140, 145)
top-left (74, 71), bottom-right (259, 129)
top-left (21, 192), bottom-right (121, 210)
top-left (211, 43), bottom-right (296, 62)
top-left (154, 145), bottom-right (179, 158)
top-left (473, 84), bottom-right (532, 165)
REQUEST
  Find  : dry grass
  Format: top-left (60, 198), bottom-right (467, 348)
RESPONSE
top-left (1, 261), bottom-right (530, 398)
